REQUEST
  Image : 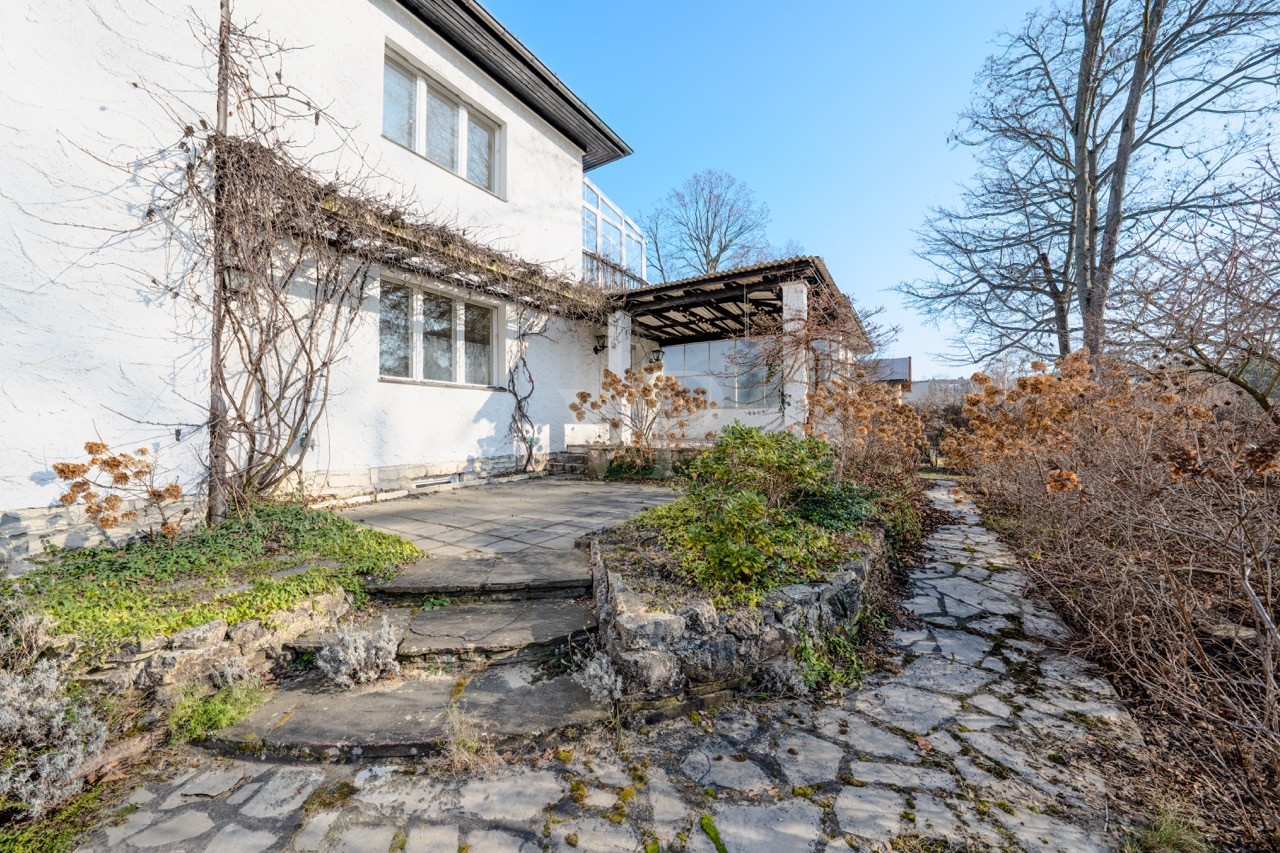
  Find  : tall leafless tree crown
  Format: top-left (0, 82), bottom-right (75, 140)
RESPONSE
top-left (900, 0), bottom-right (1280, 363)
top-left (642, 169), bottom-right (775, 282)
top-left (1119, 162), bottom-right (1280, 421)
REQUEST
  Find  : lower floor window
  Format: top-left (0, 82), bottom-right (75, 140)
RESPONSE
top-left (663, 339), bottom-right (781, 408)
top-left (379, 283), bottom-right (497, 386)
top-left (463, 303), bottom-right (493, 385)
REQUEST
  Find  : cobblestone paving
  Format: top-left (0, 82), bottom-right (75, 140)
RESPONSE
top-left (80, 481), bottom-right (1145, 852)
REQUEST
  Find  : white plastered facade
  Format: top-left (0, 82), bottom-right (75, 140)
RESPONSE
top-left (0, 0), bottom-right (617, 565)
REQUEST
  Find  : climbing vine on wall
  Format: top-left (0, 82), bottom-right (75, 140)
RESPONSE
top-left (115, 2), bottom-right (608, 513)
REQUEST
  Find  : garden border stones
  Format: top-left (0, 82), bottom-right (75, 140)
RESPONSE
top-left (592, 532), bottom-right (883, 720)
top-left (77, 591), bottom-right (351, 698)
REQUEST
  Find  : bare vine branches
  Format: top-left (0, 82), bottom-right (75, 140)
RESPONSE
top-left (123, 4), bottom-right (608, 512)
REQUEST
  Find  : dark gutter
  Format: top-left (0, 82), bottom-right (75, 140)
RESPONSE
top-left (397, 0), bottom-right (632, 170)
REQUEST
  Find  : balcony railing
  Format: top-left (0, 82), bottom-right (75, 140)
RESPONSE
top-left (583, 251), bottom-right (647, 292)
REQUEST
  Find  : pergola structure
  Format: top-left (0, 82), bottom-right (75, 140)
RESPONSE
top-left (615, 256), bottom-right (867, 349)
top-left (594, 257), bottom-right (870, 432)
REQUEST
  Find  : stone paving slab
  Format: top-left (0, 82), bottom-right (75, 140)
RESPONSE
top-left (346, 479), bottom-right (675, 558)
top-left (396, 598), bottom-right (595, 664)
top-left (209, 665), bottom-right (609, 760)
top-left (367, 549), bottom-right (593, 600)
top-left (84, 479), bottom-right (1147, 852)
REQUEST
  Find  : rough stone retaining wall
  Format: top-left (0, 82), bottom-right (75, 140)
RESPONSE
top-left (79, 591), bottom-right (350, 699)
top-left (592, 533), bottom-right (882, 721)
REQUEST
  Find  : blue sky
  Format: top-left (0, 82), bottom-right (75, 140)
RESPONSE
top-left (483, 0), bottom-right (1042, 378)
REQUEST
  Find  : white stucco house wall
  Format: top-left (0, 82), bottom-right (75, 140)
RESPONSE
top-left (0, 0), bottom-right (856, 570)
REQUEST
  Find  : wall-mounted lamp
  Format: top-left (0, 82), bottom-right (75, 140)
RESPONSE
top-left (648, 348), bottom-right (665, 365)
top-left (222, 265), bottom-right (247, 300)
top-left (593, 334), bottom-right (607, 355)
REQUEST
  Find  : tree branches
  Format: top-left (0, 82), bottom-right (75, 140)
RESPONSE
top-left (642, 169), bottom-right (788, 282)
top-left (903, 0), bottom-right (1280, 362)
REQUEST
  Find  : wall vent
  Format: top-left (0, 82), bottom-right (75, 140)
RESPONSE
top-left (412, 474), bottom-right (457, 489)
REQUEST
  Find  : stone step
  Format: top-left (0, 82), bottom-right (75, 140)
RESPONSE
top-left (546, 462), bottom-right (586, 475)
top-left (208, 665), bottom-right (608, 760)
top-left (368, 550), bottom-right (593, 602)
top-left (287, 599), bottom-right (596, 667)
top-left (396, 598), bottom-right (595, 666)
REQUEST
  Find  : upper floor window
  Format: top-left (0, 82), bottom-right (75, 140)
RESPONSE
top-left (379, 282), bottom-right (497, 387)
top-left (382, 54), bottom-right (501, 194)
top-left (582, 179), bottom-right (646, 288)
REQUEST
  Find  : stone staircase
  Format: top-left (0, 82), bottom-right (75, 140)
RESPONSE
top-left (545, 449), bottom-right (589, 477)
top-left (207, 479), bottom-right (676, 760)
top-left (285, 551), bottom-right (597, 667)
top-left (209, 547), bottom-right (608, 760)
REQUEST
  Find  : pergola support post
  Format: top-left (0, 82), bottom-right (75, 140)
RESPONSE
top-left (607, 309), bottom-right (632, 447)
top-left (780, 280), bottom-right (809, 430)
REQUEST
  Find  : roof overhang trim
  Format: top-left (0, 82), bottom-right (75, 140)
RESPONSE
top-left (396, 0), bottom-right (632, 170)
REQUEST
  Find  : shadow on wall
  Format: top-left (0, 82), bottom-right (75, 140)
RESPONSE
top-left (1, 497), bottom-right (204, 576)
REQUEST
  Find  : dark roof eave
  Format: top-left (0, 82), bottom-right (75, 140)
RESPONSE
top-left (626, 255), bottom-right (837, 295)
top-left (397, 0), bottom-right (632, 170)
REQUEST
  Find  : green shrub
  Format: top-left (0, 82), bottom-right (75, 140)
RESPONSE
top-left (872, 487), bottom-right (924, 553)
top-left (684, 491), bottom-right (841, 592)
top-left (605, 449), bottom-right (661, 482)
top-left (11, 502), bottom-right (419, 661)
top-left (168, 679), bottom-right (266, 742)
top-left (793, 484), bottom-right (876, 532)
top-left (626, 423), bottom-right (916, 598)
top-left (686, 423), bottom-right (832, 511)
top-left (633, 492), bottom-right (845, 599)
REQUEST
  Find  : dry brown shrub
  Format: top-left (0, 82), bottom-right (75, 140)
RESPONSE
top-left (53, 441), bottom-right (188, 539)
top-left (569, 364), bottom-right (716, 461)
top-left (805, 373), bottom-right (927, 490)
top-left (946, 350), bottom-right (1280, 843)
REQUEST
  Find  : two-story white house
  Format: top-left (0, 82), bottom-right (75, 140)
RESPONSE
top-left (0, 0), bottom-right (858, 570)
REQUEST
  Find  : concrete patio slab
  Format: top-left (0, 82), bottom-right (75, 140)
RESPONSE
top-left (345, 478), bottom-right (674, 558)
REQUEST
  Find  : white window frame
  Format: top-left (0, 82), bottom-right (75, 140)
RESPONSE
top-left (383, 50), bottom-right (504, 196)
top-left (663, 339), bottom-right (782, 410)
top-left (582, 177), bottom-right (646, 279)
top-left (378, 279), bottom-right (503, 389)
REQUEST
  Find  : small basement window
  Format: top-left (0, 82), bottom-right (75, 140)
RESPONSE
top-left (383, 53), bottom-right (502, 194)
top-left (379, 283), bottom-right (498, 386)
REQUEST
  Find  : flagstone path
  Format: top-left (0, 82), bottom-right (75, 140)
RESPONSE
top-left (78, 480), bottom-right (1146, 852)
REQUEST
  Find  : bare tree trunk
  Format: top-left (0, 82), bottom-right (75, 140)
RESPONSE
top-left (1087, 0), bottom-right (1168, 353)
top-left (1071, 0), bottom-right (1107, 353)
top-left (207, 0), bottom-right (232, 525)
top-left (1038, 251), bottom-right (1073, 356)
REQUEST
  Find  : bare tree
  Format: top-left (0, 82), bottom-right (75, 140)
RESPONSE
top-left (903, 0), bottom-right (1280, 361)
top-left (1121, 178), bottom-right (1280, 421)
top-left (642, 169), bottom-right (773, 282)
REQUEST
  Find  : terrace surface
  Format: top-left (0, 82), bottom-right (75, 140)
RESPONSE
top-left (342, 478), bottom-right (675, 558)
